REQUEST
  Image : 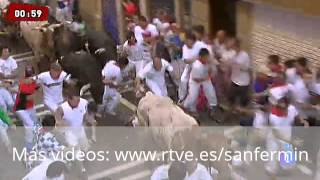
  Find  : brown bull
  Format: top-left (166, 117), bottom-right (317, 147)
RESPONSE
top-left (20, 21), bottom-right (61, 70)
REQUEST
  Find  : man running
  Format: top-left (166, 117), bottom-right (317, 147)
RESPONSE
top-left (101, 57), bottom-right (129, 115)
top-left (178, 32), bottom-right (208, 103)
top-left (137, 55), bottom-right (175, 97)
top-left (55, 87), bottom-right (95, 173)
top-left (0, 46), bottom-right (17, 111)
top-left (183, 48), bottom-right (218, 118)
top-left (35, 63), bottom-right (71, 113)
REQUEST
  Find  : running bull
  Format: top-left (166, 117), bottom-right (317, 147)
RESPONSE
top-left (58, 51), bottom-right (104, 104)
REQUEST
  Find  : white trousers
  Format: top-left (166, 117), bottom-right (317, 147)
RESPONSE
top-left (130, 60), bottom-right (144, 76)
top-left (16, 108), bottom-right (38, 151)
top-left (178, 65), bottom-right (191, 101)
top-left (103, 88), bottom-right (121, 113)
top-left (0, 122), bottom-right (10, 149)
top-left (44, 99), bottom-right (62, 113)
top-left (0, 88), bottom-right (14, 112)
top-left (146, 79), bottom-right (168, 97)
top-left (16, 108), bottom-right (38, 127)
top-left (184, 80), bottom-right (218, 112)
top-left (315, 149), bottom-right (320, 180)
top-left (265, 124), bottom-right (293, 174)
top-left (65, 127), bottom-right (89, 152)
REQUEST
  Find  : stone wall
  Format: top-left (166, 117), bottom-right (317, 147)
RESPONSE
top-left (78, 0), bottom-right (103, 30)
top-left (190, 0), bottom-right (210, 32)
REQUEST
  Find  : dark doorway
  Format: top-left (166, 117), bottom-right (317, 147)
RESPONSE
top-left (210, 0), bottom-right (237, 36)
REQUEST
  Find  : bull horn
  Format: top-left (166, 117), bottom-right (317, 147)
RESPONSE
top-left (48, 23), bottom-right (62, 31)
top-left (39, 27), bottom-right (47, 32)
top-left (32, 27), bottom-right (42, 30)
top-left (80, 84), bottom-right (91, 97)
top-left (94, 48), bottom-right (106, 55)
top-left (64, 21), bottom-right (72, 25)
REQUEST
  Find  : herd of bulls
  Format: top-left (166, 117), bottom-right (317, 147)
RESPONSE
top-left (13, 18), bottom-right (118, 104)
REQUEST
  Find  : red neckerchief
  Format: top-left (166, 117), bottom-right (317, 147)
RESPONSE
top-left (271, 78), bottom-right (286, 88)
top-left (271, 64), bottom-right (283, 73)
top-left (128, 41), bottom-right (136, 46)
top-left (271, 106), bottom-right (287, 117)
top-left (199, 60), bottom-right (208, 65)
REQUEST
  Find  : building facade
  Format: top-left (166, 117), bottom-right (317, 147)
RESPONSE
top-left (237, 0), bottom-right (320, 66)
top-left (77, 0), bottom-right (320, 67)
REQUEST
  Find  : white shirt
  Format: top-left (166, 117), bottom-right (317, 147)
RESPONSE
top-left (152, 18), bottom-right (162, 28)
top-left (310, 81), bottom-right (320, 95)
top-left (60, 98), bottom-right (88, 128)
top-left (36, 71), bottom-right (69, 104)
top-left (22, 159), bottom-right (65, 180)
top-left (285, 68), bottom-right (298, 84)
top-left (181, 41), bottom-right (210, 81)
top-left (134, 26), bottom-right (144, 45)
top-left (151, 164), bottom-right (170, 180)
top-left (146, 23), bottom-right (159, 37)
top-left (213, 39), bottom-right (226, 56)
top-left (231, 51), bottom-right (251, 86)
top-left (253, 110), bottom-right (268, 129)
top-left (101, 61), bottom-right (122, 94)
top-left (0, 56), bottom-right (17, 77)
top-left (288, 77), bottom-right (310, 104)
top-left (151, 163), bottom-right (214, 180)
top-left (221, 49), bottom-right (236, 63)
top-left (139, 59), bottom-right (173, 86)
top-left (185, 163), bottom-right (213, 180)
top-left (268, 85), bottom-right (290, 105)
top-left (190, 60), bottom-right (211, 80)
top-left (269, 105), bottom-right (298, 139)
top-left (123, 41), bottom-right (143, 62)
top-left (134, 24), bottom-right (159, 44)
top-left (158, 22), bottom-right (170, 36)
top-left (182, 41), bottom-right (209, 62)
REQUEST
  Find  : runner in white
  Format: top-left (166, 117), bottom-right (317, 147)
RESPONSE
top-left (137, 56), bottom-right (174, 97)
top-left (134, 16), bottom-right (159, 45)
top-left (0, 46), bottom-right (17, 111)
top-left (213, 30), bottom-right (226, 57)
top-left (22, 159), bottom-right (67, 180)
top-left (55, 88), bottom-right (95, 173)
top-left (35, 63), bottom-right (71, 113)
top-left (123, 31), bottom-right (144, 77)
top-left (101, 57), bottom-right (129, 115)
top-left (183, 48), bottom-right (218, 116)
top-left (265, 97), bottom-right (309, 175)
top-left (178, 32), bottom-right (209, 103)
top-left (185, 161), bottom-right (213, 180)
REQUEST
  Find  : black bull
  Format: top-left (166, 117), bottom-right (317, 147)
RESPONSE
top-left (53, 26), bottom-right (117, 69)
top-left (46, 25), bottom-right (117, 104)
top-left (59, 52), bottom-right (104, 104)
